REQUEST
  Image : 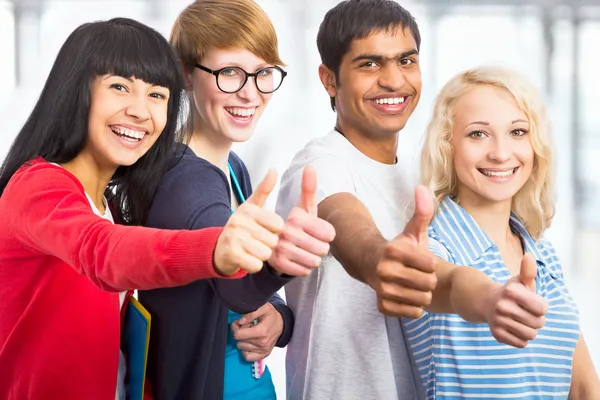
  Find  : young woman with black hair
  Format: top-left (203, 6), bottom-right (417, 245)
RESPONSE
top-left (0, 17), bottom-right (289, 400)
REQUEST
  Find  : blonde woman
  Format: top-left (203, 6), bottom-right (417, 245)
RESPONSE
top-left (404, 66), bottom-right (599, 399)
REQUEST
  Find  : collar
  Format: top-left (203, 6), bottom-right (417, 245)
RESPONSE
top-left (432, 197), bottom-right (545, 266)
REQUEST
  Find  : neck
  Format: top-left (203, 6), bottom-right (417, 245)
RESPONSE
top-left (458, 194), bottom-right (514, 247)
top-left (335, 118), bottom-right (398, 164)
top-left (187, 127), bottom-right (232, 173)
top-left (60, 153), bottom-right (115, 213)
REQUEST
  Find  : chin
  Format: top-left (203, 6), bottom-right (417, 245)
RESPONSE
top-left (476, 190), bottom-right (518, 204)
top-left (227, 128), bottom-right (256, 143)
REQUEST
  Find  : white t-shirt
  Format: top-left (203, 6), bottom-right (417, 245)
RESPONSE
top-left (275, 130), bottom-right (424, 400)
top-left (84, 194), bottom-right (126, 400)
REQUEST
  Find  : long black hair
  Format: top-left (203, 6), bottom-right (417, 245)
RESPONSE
top-left (0, 17), bottom-right (189, 225)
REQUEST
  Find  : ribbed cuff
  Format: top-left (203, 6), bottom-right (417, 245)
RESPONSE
top-left (167, 227), bottom-right (247, 281)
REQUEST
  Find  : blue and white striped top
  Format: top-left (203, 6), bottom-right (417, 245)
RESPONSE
top-left (403, 197), bottom-right (580, 399)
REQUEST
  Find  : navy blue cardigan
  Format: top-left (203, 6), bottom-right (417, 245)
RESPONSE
top-left (139, 145), bottom-right (293, 400)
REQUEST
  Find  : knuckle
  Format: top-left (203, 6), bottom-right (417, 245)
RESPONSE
top-left (426, 273), bottom-right (438, 290)
top-left (422, 291), bottom-right (433, 306)
top-left (495, 299), bottom-right (511, 316)
top-left (383, 242), bottom-right (398, 258)
top-left (524, 329), bottom-right (537, 341)
top-left (504, 283), bottom-right (520, 299)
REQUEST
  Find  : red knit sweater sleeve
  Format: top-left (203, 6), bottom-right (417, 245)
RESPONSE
top-left (3, 160), bottom-right (246, 291)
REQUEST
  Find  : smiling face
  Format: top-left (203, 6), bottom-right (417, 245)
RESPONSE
top-left (189, 47), bottom-right (275, 144)
top-left (321, 27), bottom-right (422, 140)
top-left (451, 84), bottom-right (534, 208)
top-left (82, 74), bottom-right (169, 169)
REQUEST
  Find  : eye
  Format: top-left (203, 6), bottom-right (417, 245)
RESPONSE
top-left (220, 67), bottom-right (242, 77)
top-left (399, 58), bottom-right (415, 66)
top-left (110, 83), bottom-right (128, 92)
top-left (359, 61), bottom-right (379, 68)
top-left (467, 130), bottom-right (487, 139)
top-left (511, 129), bottom-right (529, 137)
top-left (150, 92), bottom-right (167, 100)
top-left (257, 68), bottom-right (273, 77)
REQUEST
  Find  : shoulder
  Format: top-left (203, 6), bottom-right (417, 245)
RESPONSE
top-left (161, 150), bottom-right (228, 194)
top-left (151, 150), bottom-right (230, 215)
top-left (428, 228), bottom-right (454, 262)
top-left (535, 236), bottom-right (564, 278)
top-left (277, 133), bottom-right (356, 209)
top-left (4, 157), bottom-right (85, 198)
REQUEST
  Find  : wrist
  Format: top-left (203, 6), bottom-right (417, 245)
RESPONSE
top-left (365, 242), bottom-right (387, 289)
top-left (213, 250), bottom-right (238, 277)
top-left (450, 266), bottom-right (500, 323)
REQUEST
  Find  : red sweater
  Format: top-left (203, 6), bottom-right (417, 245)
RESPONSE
top-left (0, 158), bottom-right (245, 400)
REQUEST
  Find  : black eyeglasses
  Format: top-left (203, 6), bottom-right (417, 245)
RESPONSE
top-left (195, 64), bottom-right (287, 94)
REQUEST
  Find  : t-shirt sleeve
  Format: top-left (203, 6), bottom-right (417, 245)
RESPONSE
top-left (275, 152), bottom-right (355, 219)
top-left (428, 230), bottom-right (452, 262)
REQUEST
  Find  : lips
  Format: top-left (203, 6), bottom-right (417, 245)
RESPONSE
top-left (478, 167), bottom-right (519, 178)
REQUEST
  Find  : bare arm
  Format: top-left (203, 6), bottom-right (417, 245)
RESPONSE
top-left (569, 334), bottom-right (600, 399)
top-left (318, 192), bottom-right (387, 285)
top-left (321, 192), bottom-right (500, 318)
top-left (318, 188), bottom-right (547, 350)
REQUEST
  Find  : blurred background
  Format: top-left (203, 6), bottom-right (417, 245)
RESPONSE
top-left (1, 0), bottom-right (598, 398)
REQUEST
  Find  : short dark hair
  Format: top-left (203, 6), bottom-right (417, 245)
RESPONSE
top-left (317, 0), bottom-right (421, 111)
top-left (0, 18), bottom-right (188, 225)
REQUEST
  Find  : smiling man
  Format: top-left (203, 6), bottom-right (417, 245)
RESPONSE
top-left (275, 1), bottom-right (550, 399)
top-left (275, 2), bottom-right (425, 399)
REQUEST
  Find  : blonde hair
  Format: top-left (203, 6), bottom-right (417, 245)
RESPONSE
top-left (421, 66), bottom-right (555, 239)
top-left (170, 0), bottom-right (284, 71)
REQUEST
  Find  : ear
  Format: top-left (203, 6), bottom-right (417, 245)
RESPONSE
top-left (318, 64), bottom-right (337, 98)
top-left (182, 66), bottom-right (193, 91)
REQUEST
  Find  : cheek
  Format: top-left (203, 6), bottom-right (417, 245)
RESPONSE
top-left (452, 144), bottom-right (478, 177)
top-left (260, 93), bottom-right (273, 107)
top-left (407, 69), bottom-right (422, 92)
top-left (152, 104), bottom-right (169, 135)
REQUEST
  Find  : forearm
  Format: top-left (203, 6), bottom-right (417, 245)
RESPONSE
top-left (427, 260), bottom-right (499, 323)
top-left (211, 264), bottom-right (292, 314)
top-left (326, 207), bottom-right (387, 287)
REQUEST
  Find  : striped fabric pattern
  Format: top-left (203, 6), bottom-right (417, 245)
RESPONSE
top-left (403, 197), bottom-right (580, 399)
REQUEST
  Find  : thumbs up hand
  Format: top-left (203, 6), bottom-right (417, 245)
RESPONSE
top-left (372, 186), bottom-right (438, 319)
top-left (485, 253), bottom-right (548, 348)
top-left (268, 166), bottom-right (336, 276)
top-left (214, 169), bottom-right (285, 276)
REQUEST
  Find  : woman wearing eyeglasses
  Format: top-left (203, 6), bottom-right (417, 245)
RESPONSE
top-left (138, 1), bottom-right (335, 400)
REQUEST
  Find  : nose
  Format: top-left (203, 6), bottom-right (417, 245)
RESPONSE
top-left (378, 64), bottom-right (406, 91)
top-left (488, 135), bottom-right (511, 163)
top-left (125, 93), bottom-right (151, 121)
top-left (236, 77), bottom-right (260, 102)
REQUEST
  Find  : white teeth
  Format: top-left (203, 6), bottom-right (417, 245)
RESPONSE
top-left (374, 97), bottom-right (405, 105)
top-left (481, 169), bottom-right (516, 178)
top-left (226, 107), bottom-right (256, 117)
top-left (111, 127), bottom-right (145, 140)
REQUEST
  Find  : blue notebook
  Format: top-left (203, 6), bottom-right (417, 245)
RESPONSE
top-left (123, 296), bottom-right (151, 400)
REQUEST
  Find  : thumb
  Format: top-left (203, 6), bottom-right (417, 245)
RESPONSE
top-left (246, 169), bottom-right (278, 207)
top-left (297, 165), bottom-right (318, 215)
top-left (402, 185), bottom-right (434, 246)
top-left (519, 253), bottom-right (537, 291)
top-left (238, 308), bottom-right (267, 325)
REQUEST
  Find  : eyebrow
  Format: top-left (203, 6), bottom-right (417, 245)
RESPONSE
top-left (351, 49), bottom-right (419, 63)
top-left (466, 119), bottom-right (529, 128)
top-left (103, 75), bottom-right (134, 83)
